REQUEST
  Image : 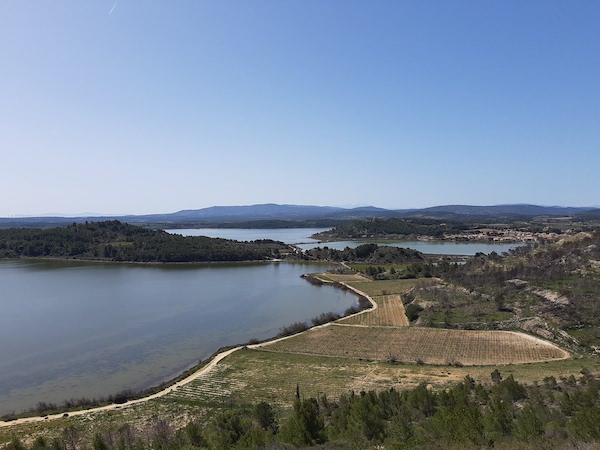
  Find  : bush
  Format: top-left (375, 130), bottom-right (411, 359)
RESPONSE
top-left (405, 303), bottom-right (424, 322)
top-left (311, 312), bottom-right (341, 326)
top-left (277, 321), bottom-right (309, 337)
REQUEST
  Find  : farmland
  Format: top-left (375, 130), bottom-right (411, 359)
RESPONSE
top-left (339, 294), bottom-right (409, 326)
top-left (163, 347), bottom-right (594, 409)
top-left (345, 278), bottom-right (439, 297)
top-left (261, 324), bottom-right (569, 365)
top-left (283, 273), bottom-right (571, 365)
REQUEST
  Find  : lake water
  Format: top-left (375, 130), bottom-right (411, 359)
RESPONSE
top-left (295, 240), bottom-right (524, 255)
top-left (0, 260), bottom-right (355, 415)
top-left (167, 229), bottom-right (524, 255)
top-left (165, 228), bottom-right (330, 244)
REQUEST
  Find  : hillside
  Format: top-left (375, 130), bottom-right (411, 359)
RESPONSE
top-left (0, 221), bottom-right (287, 262)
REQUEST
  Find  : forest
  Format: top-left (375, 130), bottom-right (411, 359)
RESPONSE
top-left (304, 243), bottom-right (424, 264)
top-left (313, 218), bottom-right (470, 240)
top-left (0, 221), bottom-right (287, 263)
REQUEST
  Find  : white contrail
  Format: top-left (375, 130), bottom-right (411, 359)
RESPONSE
top-left (109, 0), bottom-right (119, 14)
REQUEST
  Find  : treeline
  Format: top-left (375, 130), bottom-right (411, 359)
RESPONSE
top-left (316, 218), bottom-right (470, 239)
top-left (305, 243), bottom-right (424, 264)
top-left (6, 371), bottom-right (600, 450)
top-left (155, 219), bottom-right (344, 230)
top-left (0, 221), bottom-right (288, 262)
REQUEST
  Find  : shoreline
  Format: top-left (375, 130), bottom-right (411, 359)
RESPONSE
top-left (0, 270), bottom-right (366, 428)
top-left (0, 266), bottom-right (365, 426)
top-left (308, 236), bottom-right (528, 245)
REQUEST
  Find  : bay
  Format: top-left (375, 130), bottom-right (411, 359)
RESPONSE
top-left (0, 260), bottom-right (354, 414)
top-left (295, 240), bottom-right (525, 255)
top-left (165, 228), bottom-right (330, 244)
top-left (167, 229), bottom-right (524, 255)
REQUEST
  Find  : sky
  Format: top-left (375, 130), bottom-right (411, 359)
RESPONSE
top-left (1, 1), bottom-right (599, 217)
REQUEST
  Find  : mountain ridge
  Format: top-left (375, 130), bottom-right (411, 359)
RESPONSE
top-left (0, 203), bottom-right (597, 228)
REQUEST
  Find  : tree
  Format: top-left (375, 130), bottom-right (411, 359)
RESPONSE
top-left (491, 369), bottom-right (502, 384)
top-left (514, 405), bottom-right (543, 440)
top-left (208, 410), bottom-right (251, 450)
top-left (279, 397), bottom-right (325, 446)
top-left (484, 393), bottom-right (513, 437)
top-left (255, 401), bottom-right (277, 432)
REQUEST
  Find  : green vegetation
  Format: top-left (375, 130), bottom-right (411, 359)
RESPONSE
top-left (305, 243), bottom-right (423, 264)
top-left (314, 218), bottom-right (470, 239)
top-left (314, 215), bottom-right (600, 242)
top-left (0, 221), bottom-right (288, 262)
top-left (5, 370), bottom-right (600, 449)
top-left (340, 232), bottom-right (600, 354)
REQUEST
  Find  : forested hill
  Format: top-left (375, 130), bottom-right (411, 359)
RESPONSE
top-left (315, 218), bottom-right (469, 240)
top-left (0, 221), bottom-right (288, 263)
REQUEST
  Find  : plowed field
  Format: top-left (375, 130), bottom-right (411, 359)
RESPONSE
top-left (261, 325), bottom-right (569, 366)
top-left (340, 295), bottom-right (409, 326)
top-left (324, 273), bottom-right (371, 283)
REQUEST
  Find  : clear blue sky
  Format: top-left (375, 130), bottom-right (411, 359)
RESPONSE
top-left (1, 1), bottom-right (599, 216)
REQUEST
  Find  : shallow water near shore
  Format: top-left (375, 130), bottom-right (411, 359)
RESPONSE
top-left (0, 260), bottom-right (354, 415)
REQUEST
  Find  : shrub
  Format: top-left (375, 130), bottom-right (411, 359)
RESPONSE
top-left (277, 322), bottom-right (309, 337)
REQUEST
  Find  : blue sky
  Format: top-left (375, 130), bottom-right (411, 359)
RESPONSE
top-left (1, 1), bottom-right (599, 216)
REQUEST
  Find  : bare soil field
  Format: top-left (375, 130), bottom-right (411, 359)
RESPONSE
top-left (339, 294), bottom-right (409, 326)
top-left (261, 324), bottom-right (570, 365)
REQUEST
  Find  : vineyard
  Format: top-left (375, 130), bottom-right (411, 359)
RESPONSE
top-left (339, 294), bottom-right (409, 326)
top-left (320, 273), bottom-right (370, 283)
top-left (261, 324), bottom-right (570, 365)
top-left (345, 278), bottom-right (438, 297)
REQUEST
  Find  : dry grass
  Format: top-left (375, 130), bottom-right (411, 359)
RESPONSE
top-left (322, 273), bottom-right (370, 283)
top-left (346, 278), bottom-right (438, 297)
top-left (156, 348), bottom-right (593, 409)
top-left (339, 294), bottom-right (409, 326)
top-left (261, 324), bottom-right (570, 366)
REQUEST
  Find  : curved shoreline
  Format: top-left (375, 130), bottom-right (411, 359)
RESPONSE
top-left (0, 275), bottom-right (571, 428)
top-left (0, 270), bottom-right (370, 428)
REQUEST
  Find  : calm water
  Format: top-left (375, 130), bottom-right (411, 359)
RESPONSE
top-left (0, 260), bottom-right (354, 414)
top-left (165, 228), bottom-right (330, 244)
top-left (296, 240), bottom-right (524, 255)
top-left (165, 229), bottom-right (523, 255)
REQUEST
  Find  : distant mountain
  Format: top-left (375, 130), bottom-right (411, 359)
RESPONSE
top-left (122, 204), bottom-right (409, 223)
top-left (400, 204), bottom-right (596, 219)
top-left (421, 204), bottom-right (592, 216)
top-left (0, 203), bottom-right (598, 228)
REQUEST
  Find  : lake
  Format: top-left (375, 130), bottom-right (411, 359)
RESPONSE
top-left (166, 228), bottom-right (524, 255)
top-left (295, 240), bottom-right (524, 255)
top-left (0, 260), bottom-right (355, 415)
top-left (164, 228), bottom-right (329, 244)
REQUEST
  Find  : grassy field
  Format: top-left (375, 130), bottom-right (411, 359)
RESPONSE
top-left (346, 278), bottom-right (438, 297)
top-left (2, 346), bottom-right (595, 445)
top-left (184, 347), bottom-right (598, 403)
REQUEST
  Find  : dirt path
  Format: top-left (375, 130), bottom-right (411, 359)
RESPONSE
top-left (0, 347), bottom-right (241, 428)
top-left (0, 281), bottom-right (377, 429)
